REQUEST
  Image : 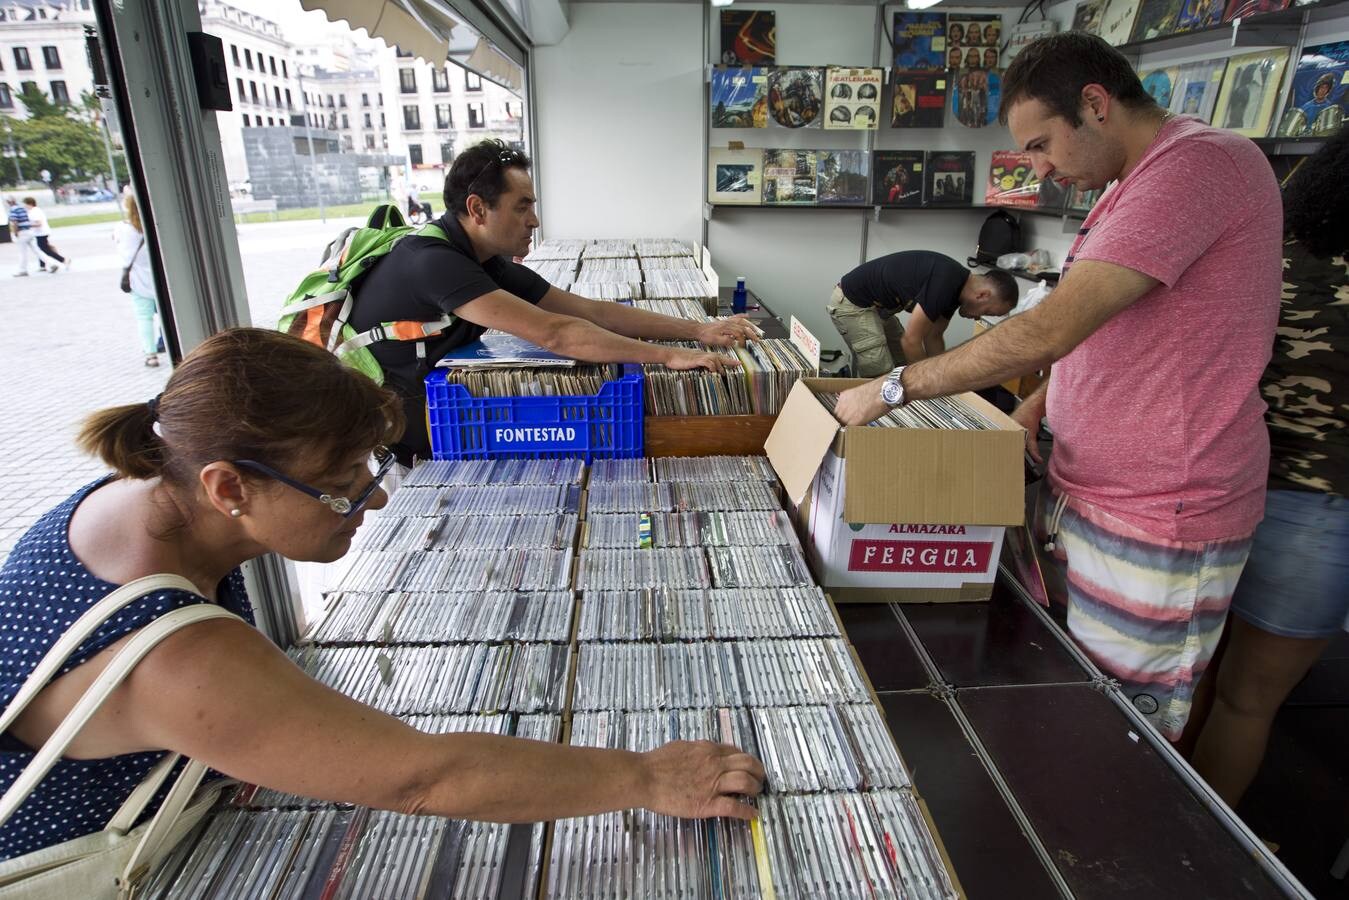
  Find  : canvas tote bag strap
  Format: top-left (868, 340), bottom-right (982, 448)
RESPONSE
top-left (116, 759), bottom-right (209, 893)
top-left (104, 753), bottom-right (181, 835)
top-left (0, 604), bottom-right (241, 829)
top-left (0, 575), bottom-right (199, 736)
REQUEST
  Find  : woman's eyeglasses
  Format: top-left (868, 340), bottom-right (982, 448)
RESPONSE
top-left (233, 447), bottom-right (395, 518)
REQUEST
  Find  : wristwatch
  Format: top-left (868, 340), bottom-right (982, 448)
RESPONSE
top-left (881, 366), bottom-right (907, 407)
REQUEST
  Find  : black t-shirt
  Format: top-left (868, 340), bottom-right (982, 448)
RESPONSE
top-left (351, 213), bottom-right (550, 460)
top-left (838, 250), bottom-right (969, 320)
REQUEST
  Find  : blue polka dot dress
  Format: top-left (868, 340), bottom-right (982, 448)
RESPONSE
top-left (0, 478), bottom-right (254, 860)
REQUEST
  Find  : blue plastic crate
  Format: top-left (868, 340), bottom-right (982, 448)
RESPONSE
top-left (425, 365), bottom-right (644, 461)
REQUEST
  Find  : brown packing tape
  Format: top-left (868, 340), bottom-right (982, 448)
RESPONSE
top-left (914, 790), bottom-right (969, 900)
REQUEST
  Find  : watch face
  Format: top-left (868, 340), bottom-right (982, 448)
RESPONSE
top-left (882, 380), bottom-right (903, 405)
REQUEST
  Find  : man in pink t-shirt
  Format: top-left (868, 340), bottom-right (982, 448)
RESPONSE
top-left (836, 33), bottom-right (1281, 741)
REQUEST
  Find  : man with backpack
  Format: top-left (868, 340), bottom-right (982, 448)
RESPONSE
top-left (331, 140), bottom-right (758, 463)
top-left (827, 250), bottom-right (1018, 376)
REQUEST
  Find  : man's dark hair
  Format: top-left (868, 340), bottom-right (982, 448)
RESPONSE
top-left (443, 139), bottom-right (531, 216)
top-left (999, 32), bottom-right (1155, 127)
top-left (983, 268), bottom-right (1019, 309)
top-left (1282, 123), bottom-right (1349, 259)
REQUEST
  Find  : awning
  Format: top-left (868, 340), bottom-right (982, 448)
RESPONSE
top-left (462, 37), bottom-right (524, 92)
top-left (298, 0), bottom-right (460, 65)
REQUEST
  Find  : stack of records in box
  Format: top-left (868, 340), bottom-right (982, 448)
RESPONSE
top-left (815, 389), bottom-right (998, 429)
top-left (643, 339), bottom-right (816, 415)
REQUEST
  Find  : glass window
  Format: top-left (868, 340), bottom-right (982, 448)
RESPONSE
top-left (284, 88), bottom-right (292, 108)
top-left (363, 112), bottom-right (372, 128)
top-left (13, 48), bottom-right (31, 71)
top-left (396, 47), bottom-right (413, 58)
top-left (378, 92), bottom-right (384, 106)
top-left (403, 105), bottom-right (421, 130)
top-left (468, 102), bottom-right (485, 128)
top-left (339, 95), bottom-right (347, 107)
top-left (269, 56), bottom-right (277, 76)
top-left (42, 46), bottom-right (60, 69)
top-left (0, 84), bottom-right (12, 109)
top-left (282, 60), bottom-right (288, 78)
top-left (231, 45), bottom-right (240, 67)
top-left (340, 113), bottom-right (349, 128)
top-left (432, 68), bottom-right (449, 93)
top-left (365, 134), bottom-right (376, 149)
top-left (440, 141), bottom-right (454, 164)
top-left (19, 80), bottom-right (37, 96)
top-left (273, 85), bottom-right (281, 106)
top-left (409, 143), bottom-right (423, 165)
top-left (236, 77), bottom-right (245, 102)
top-left (465, 70), bottom-right (482, 92)
top-left (249, 81), bottom-right (259, 103)
top-left (399, 69), bottom-right (416, 94)
top-left (50, 80), bottom-right (67, 104)
top-left (435, 103), bottom-right (452, 130)
top-left (242, 113), bottom-right (250, 126)
top-left (244, 48), bottom-right (253, 70)
top-left (361, 92), bottom-right (369, 107)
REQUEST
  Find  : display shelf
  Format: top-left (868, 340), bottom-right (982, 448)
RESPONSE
top-left (1252, 136), bottom-right (1329, 155)
top-left (1114, 0), bottom-right (1346, 56)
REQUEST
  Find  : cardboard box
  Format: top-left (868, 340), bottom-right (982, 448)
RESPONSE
top-left (766, 378), bottom-right (1024, 602)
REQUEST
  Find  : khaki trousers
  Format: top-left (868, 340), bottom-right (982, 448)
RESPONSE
top-left (826, 286), bottom-right (905, 377)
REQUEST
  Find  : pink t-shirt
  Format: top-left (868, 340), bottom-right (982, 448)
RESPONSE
top-left (1047, 116), bottom-right (1281, 542)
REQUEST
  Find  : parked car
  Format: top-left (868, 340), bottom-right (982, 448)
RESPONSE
top-left (73, 187), bottom-right (116, 203)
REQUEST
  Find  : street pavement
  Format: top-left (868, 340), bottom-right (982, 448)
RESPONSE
top-left (0, 214), bottom-right (366, 563)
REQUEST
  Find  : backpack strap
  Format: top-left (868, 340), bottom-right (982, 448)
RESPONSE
top-left (278, 288), bottom-right (348, 317)
top-left (332, 316), bottom-right (458, 356)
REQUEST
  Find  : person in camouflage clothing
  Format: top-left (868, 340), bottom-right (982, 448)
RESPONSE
top-left (1193, 124), bottom-right (1349, 805)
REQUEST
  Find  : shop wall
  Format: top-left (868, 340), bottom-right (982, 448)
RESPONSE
top-left (532, 2), bottom-right (705, 241)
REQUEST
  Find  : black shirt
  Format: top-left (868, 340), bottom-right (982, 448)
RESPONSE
top-left (838, 250), bottom-right (969, 320)
top-left (351, 213), bottom-right (550, 461)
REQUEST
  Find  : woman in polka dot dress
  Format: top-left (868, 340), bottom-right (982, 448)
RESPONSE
top-left (0, 328), bottom-right (764, 862)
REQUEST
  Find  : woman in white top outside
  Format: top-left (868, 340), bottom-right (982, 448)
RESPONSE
top-left (112, 194), bottom-right (161, 367)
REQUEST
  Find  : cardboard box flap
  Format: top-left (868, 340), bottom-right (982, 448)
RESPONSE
top-left (765, 380), bottom-right (841, 505)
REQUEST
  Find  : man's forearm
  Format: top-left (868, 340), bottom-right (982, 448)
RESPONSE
top-left (568, 293), bottom-right (702, 341)
top-left (546, 318), bottom-right (678, 365)
top-left (904, 310), bottom-right (1056, 402)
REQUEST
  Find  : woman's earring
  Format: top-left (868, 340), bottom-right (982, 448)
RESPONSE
top-left (230, 508), bottom-right (242, 518)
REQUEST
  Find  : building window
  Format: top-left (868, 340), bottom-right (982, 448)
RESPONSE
top-left (408, 143), bottom-right (423, 165)
top-left (282, 60), bottom-right (288, 78)
top-left (341, 113), bottom-right (349, 128)
top-left (231, 45), bottom-right (240, 67)
top-left (242, 113), bottom-right (250, 126)
top-left (342, 135), bottom-right (353, 151)
top-left (274, 85), bottom-right (282, 106)
top-left (13, 48), bottom-right (31, 71)
top-left (0, 83), bottom-right (12, 109)
top-left (403, 105), bottom-right (420, 130)
top-left (365, 134), bottom-right (375, 149)
top-left (363, 112), bottom-right (372, 128)
top-left (50, 80), bottom-right (67, 104)
top-left (19, 80), bottom-right (37, 97)
top-left (42, 46), bottom-right (60, 69)
top-left (284, 88), bottom-right (292, 108)
top-left (244, 48), bottom-right (253, 70)
top-left (326, 95), bottom-right (334, 108)
top-left (440, 141), bottom-right (454, 164)
top-left (380, 112), bottom-right (386, 128)
top-left (432, 68), bottom-right (449, 93)
top-left (396, 47), bottom-right (413, 58)
top-left (236, 77), bottom-right (245, 102)
top-left (361, 92), bottom-right (369, 107)
top-left (505, 100), bottom-right (523, 119)
top-left (267, 116), bottom-right (275, 126)
top-left (381, 136), bottom-right (388, 148)
top-left (399, 69), bottom-right (416, 94)
top-left (435, 103), bottom-right (451, 130)
top-left (269, 56), bottom-right (277, 76)
top-left (465, 70), bottom-right (482, 92)
top-left (468, 102), bottom-right (485, 128)
top-left (249, 82), bottom-right (259, 104)
top-left (378, 92), bottom-right (384, 106)
top-left (339, 95), bottom-right (347, 107)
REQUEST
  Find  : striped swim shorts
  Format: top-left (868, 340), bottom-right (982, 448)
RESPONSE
top-left (1033, 480), bottom-right (1254, 741)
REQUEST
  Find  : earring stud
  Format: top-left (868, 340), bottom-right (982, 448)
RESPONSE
top-left (230, 508), bottom-right (242, 518)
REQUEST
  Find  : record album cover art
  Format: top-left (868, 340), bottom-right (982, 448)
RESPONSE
top-left (891, 69), bottom-right (948, 127)
top-left (1066, 185), bottom-right (1103, 215)
top-left (947, 14), bottom-right (1002, 70)
top-left (817, 150), bottom-right (869, 204)
top-left (1098, 0), bottom-right (1142, 45)
top-left (767, 67), bottom-right (824, 128)
top-left (1072, 0), bottom-right (1106, 33)
top-left (1169, 57), bottom-right (1227, 120)
top-left (924, 151), bottom-right (975, 206)
top-left (951, 69), bottom-right (1001, 128)
top-left (872, 150), bottom-right (924, 207)
top-left (986, 151), bottom-right (1040, 208)
top-left (710, 67), bottom-right (767, 128)
top-left (1276, 42), bottom-right (1349, 137)
top-left (762, 149), bottom-right (818, 204)
top-left (1222, 0), bottom-right (1291, 21)
top-left (1176, 0), bottom-right (1225, 31)
top-left (893, 12), bottom-right (948, 70)
top-left (720, 10), bottom-right (775, 65)
top-left (1140, 66), bottom-right (1181, 107)
top-left (707, 148), bottom-right (763, 205)
top-left (1036, 175), bottom-right (1070, 212)
top-left (1130, 0), bottom-right (1185, 41)
top-left (824, 68), bottom-right (884, 130)
top-left (1213, 48), bottom-right (1290, 137)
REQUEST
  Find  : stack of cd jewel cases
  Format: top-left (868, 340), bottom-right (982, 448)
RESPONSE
top-left (143, 807), bottom-right (547, 900)
top-left (519, 257), bottom-right (576, 290)
top-left (630, 298), bottom-right (710, 322)
top-left (815, 389), bottom-right (998, 431)
top-left (638, 255), bottom-right (701, 272)
top-left (377, 483), bottom-right (583, 518)
top-left (567, 280), bottom-right (641, 300)
top-left (577, 587), bottom-right (839, 642)
top-left (635, 238), bottom-right (693, 257)
top-left (324, 548), bottom-right (573, 594)
top-left (401, 459), bottom-right (586, 487)
top-left (523, 238), bottom-right (586, 262)
top-left (581, 239), bottom-right (636, 259)
top-left (350, 513), bottom-right (578, 553)
top-left (305, 591), bottom-right (574, 645)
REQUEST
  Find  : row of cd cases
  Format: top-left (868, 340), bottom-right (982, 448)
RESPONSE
top-left (142, 457), bottom-right (960, 899)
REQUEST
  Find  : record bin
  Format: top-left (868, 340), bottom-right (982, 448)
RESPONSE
top-left (425, 366), bottom-right (645, 461)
